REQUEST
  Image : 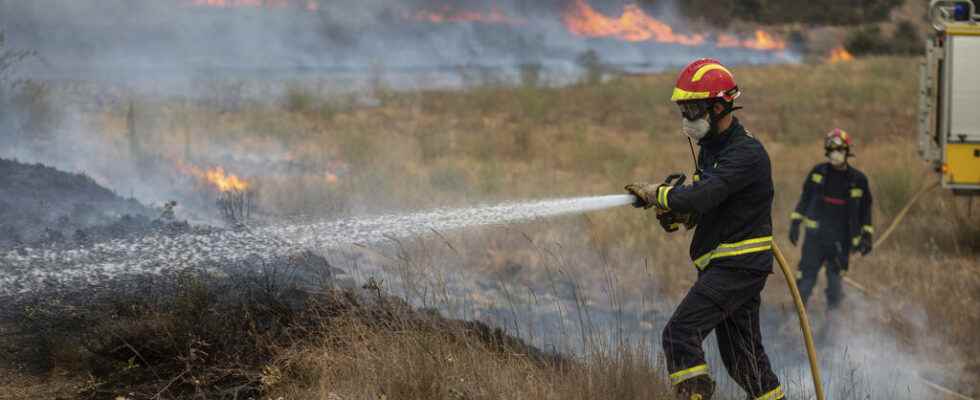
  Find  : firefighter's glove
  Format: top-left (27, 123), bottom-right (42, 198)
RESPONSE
top-left (788, 219), bottom-right (801, 246)
top-left (657, 211), bottom-right (698, 233)
top-left (656, 210), bottom-right (680, 232)
top-left (856, 232), bottom-right (873, 256)
top-left (625, 183), bottom-right (659, 209)
top-left (626, 174), bottom-right (685, 210)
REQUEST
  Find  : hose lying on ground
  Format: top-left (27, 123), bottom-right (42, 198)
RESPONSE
top-left (772, 243), bottom-right (825, 400)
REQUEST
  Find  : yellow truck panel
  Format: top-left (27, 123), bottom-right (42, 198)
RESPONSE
top-left (945, 143), bottom-right (980, 185)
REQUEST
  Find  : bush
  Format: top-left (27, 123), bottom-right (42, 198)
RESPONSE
top-left (891, 21), bottom-right (925, 56)
top-left (283, 85), bottom-right (317, 114)
top-left (673, 0), bottom-right (904, 26)
top-left (845, 21), bottom-right (923, 57)
top-left (576, 49), bottom-right (603, 86)
top-left (519, 63), bottom-right (543, 88)
top-left (845, 26), bottom-right (888, 56)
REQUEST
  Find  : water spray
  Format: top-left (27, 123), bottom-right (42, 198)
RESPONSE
top-left (0, 195), bottom-right (635, 295)
top-left (0, 191), bottom-right (830, 399)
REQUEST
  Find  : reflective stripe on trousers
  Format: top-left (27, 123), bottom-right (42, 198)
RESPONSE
top-left (755, 386), bottom-right (784, 400)
top-left (669, 364), bottom-right (709, 385)
top-left (694, 236), bottom-right (773, 270)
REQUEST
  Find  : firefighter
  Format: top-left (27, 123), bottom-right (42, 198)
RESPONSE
top-left (788, 129), bottom-right (873, 309)
top-left (626, 58), bottom-right (783, 400)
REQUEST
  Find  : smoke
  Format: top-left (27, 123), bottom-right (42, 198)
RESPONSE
top-left (0, 0), bottom-right (799, 218)
top-left (0, 0), bottom-right (797, 87)
top-left (7, 2), bottom-right (956, 397)
top-left (358, 224), bottom-right (966, 399)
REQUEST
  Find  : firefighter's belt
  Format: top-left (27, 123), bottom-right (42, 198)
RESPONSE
top-left (694, 236), bottom-right (773, 270)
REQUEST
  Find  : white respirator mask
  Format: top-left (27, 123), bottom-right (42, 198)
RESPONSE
top-left (828, 150), bottom-right (847, 167)
top-left (682, 117), bottom-right (711, 141)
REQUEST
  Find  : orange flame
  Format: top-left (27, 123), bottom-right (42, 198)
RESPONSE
top-left (405, 6), bottom-right (524, 25)
top-left (562, 0), bottom-right (704, 45)
top-left (175, 161), bottom-right (251, 193)
top-left (741, 30), bottom-right (786, 51)
top-left (827, 46), bottom-right (854, 63)
top-left (717, 31), bottom-right (786, 50)
top-left (205, 167), bottom-right (251, 192)
top-left (561, 0), bottom-right (787, 50)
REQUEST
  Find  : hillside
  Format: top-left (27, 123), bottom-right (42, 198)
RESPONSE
top-left (1, 57), bottom-right (978, 399)
top-left (0, 158), bottom-right (153, 249)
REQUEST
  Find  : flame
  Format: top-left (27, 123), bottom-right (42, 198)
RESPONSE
top-left (741, 30), bottom-right (786, 51)
top-left (175, 161), bottom-right (251, 193)
top-left (716, 31), bottom-right (786, 50)
top-left (827, 46), bottom-right (854, 63)
top-left (562, 0), bottom-right (704, 45)
top-left (405, 6), bottom-right (524, 25)
top-left (205, 167), bottom-right (251, 192)
top-left (561, 0), bottom-right (787, 50)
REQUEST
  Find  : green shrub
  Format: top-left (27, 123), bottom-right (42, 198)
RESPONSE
top-left (846, 26), bottom-right (888, 56)
top-left (519, 63), bottom-right (543, 88)
top-left (891, 21), bottom-right (925, 56)
top-left (846, 21), bottom-right (924, 57)
top-left (284, 85), bottom-right (317, 114)
top-left (576, 49), bottom-right (603, 86)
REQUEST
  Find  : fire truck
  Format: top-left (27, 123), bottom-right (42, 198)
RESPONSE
top-left (920, 0), bottom-right (980, 195)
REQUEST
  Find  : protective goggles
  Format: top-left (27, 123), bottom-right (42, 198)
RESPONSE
top-left (825, 138), bottom-right (849, 152)
top-left (677, 101), bottom-right (711, 121)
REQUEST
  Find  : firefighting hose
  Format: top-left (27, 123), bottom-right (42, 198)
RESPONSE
top-left (772, 243), bottom-right (825, 400)
top-left (842, 179), bottom-right (941, 296)
top-left (629, 190), bottom-right (826, 399)
top-left (675, 137), bottom-right (826, 399)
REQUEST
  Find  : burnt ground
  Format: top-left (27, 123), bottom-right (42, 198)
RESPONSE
top-left (0, 158), bottom-right (556, 399)
top-left (0, 158), bottom-right (156, 250)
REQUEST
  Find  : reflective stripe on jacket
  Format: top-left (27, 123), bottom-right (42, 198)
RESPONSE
top-left (665, 119), bottom-right (775, 273)
top-left (791, 163), bottom-right (873, 247)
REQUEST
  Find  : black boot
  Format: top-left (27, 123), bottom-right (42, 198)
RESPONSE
top-left (675, 375), bottom-right (716, 400)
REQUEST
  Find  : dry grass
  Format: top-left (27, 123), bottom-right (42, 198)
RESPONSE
top-left (267, 318), bottom-right (668, 400)
top-left (5, 56), bottom-right (979, 398)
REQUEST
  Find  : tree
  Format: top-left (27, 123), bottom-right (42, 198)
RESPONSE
top-left (0, 30), bottom-right (34, 146)
top-left (576, 49), bottom-right (603, 86)
top-left (0, 30), bottom-right (32, 91)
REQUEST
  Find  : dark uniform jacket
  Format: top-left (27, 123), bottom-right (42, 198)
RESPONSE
top-left (791, 163), bottom-right (873, 248)
top-left (665, 118), bottom-right (775, 273)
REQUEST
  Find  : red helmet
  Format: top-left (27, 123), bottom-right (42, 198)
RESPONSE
top-left (671, 58), bottom-right (741, 103)
top-left (825, 128), bottom-right (853, 153)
